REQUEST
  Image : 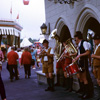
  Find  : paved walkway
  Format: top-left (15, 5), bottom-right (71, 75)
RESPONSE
top-left (0, 62), bottom-right (99, 100)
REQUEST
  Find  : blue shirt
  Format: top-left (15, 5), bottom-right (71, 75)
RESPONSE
top-left (31, 49), bottom-right (37, 61)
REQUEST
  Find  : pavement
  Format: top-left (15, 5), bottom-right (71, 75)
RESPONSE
top-left (1, 62), bottom-right (100, 100)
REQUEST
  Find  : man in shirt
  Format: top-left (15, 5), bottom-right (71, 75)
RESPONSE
top-left (7, 46), bottom-right (19, 82)
top-left (73, 31), bottom-right (93, 99)
top-left (91, 34), bottom-right (100, 100)
top-left (39, 39), bottom-right (54, 92)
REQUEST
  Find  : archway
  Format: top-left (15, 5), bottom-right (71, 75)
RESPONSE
top-left (75, 7), bottom-right (100, 39)
top-left (83, 17), bottom-right (100, 39)
top-left (55, 17), bottom-right (71, 43)
top-left (60, 25), bottom-right (71, 42)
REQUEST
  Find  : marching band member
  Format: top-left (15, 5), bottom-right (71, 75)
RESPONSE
top-left (39, 39), bottom-right (55, 92)
top-left (91, 34), bottom-right (100, 100)
top-left (54, 35), bottom-right (62, 86)
top-left (73, 31), bottom-right (93, 99)
top-left (62, 41), bottom-right (73, 92)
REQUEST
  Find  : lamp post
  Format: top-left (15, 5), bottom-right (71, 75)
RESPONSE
top-left (40, 23), bottom-right (47, 35)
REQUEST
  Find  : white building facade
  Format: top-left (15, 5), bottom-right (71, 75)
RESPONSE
top-left (42, 0), bottom-right (100, 89)
top-left (45, 0), bottom-right (100, 42)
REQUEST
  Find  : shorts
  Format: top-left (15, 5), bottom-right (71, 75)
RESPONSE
top-left (93, 66), bottom-right (100, 80)
top-left (42, 62), bottom-right (53, 74)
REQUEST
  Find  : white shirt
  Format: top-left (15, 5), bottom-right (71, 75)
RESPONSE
top-left (87, 42), bottom-right (91, 50)
top-left (18, 51), bottom-right (22, 58)
top-left (44, 47), bottom-right (54, 61)
top-left (7, 47), bottom-right (11, 54)
top-left (78, 41), bottom-right (89, 55)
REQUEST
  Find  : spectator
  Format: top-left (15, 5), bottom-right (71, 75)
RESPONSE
top-left (17, 48), bottom-right (22, 68)
top-left (21, 47), bottom-right (32, 79)
top-left (0, 47), bottom-right (4, 71)
top-left (0, 73), bottom-right (6, 100)
top-left (7, 46), bottom-right (19, 82)
top-left (31, 48), bottom-right (37, 69)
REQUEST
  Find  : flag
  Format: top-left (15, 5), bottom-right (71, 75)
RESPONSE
top-left (10, 7), bottom-right (12, 14)
top-left (16, 14), bottom-right (19, 19)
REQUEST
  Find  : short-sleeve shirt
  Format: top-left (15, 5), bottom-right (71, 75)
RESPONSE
top-left (44, 47), bottom-right (54, 61)
top-left (88, 42), bottom-right (91, 50)
top-left (78, 41), bottom-right (89, 55)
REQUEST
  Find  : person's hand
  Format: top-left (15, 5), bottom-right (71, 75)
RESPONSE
top-left (72, 59), bottom-right (76, 63)
top-left (91, 54), bottom-right (95, 58)
top-left (72, 55), bottom-right (80, 63)
top-left (62, 54), bottom-right (66, 57)
top-left (75, 55), bottom-right (80, 60)
top-left (42, 50), bottom-right (46, 54)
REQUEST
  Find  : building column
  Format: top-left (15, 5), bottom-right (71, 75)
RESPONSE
top-left (10, 35), bottom-right (14, 46)
top-left (7, 35), bottom-right (11, 46)
top-left (18, 36), bottom-right (20, 48)
top-left (15, 36), bottom-right (17, 48)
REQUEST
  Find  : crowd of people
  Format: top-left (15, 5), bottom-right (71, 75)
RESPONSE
top-left (0, 44), bottom-right (41, 100)
top-left (1, 31), bottom-right (100, 100)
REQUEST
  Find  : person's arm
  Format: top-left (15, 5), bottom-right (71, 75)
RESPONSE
top-left (46, 53), bottom-right (53, 58)
top-left (91, 54), bottom-right (100, 59)
top-left (77, 41), bottom-right (90, 59)
top-left (73, 41), bottom-right (90, 62)
top-left (39, 50), bottom-right (46, 58)
top-left (74, 50), bottom-right (90, 61)
top-left (1, 51), bottom-right (4, 61)
top-left (69, 53), bottom-right (77, 57)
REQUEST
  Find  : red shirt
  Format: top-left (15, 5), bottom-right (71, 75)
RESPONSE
top-left (21, 51), bottom-right (32, 65)
top-left (7, 50), bottom-right (18, 65)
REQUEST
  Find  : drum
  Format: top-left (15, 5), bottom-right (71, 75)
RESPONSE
top-left (66, 63), bottom-right (79, 75)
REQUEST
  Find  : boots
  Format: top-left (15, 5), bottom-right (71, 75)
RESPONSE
top-left (81, 84), bottom-right (90, 99)
top-left (45, 78), bottom-right (51, 91)
top-left (96, 86), bottom-right (100, 100)
top-left (68, 78), bottom-right (73, 92)
top-left (76, 80), bottom-right (84, 94)
top-left (50, 78), bottom-right (55, 92)
top-left (55, 74), bottom-right (60, 86)
top-left (64, 77), bottom-right (70, 91)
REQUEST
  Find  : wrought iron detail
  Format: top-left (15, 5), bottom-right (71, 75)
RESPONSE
top-left (48, 0), bottom-right (79, 4)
